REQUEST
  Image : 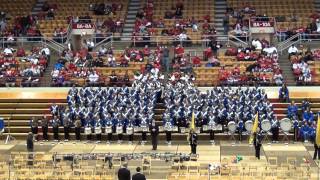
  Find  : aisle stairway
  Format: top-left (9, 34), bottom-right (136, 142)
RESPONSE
top-left (39, 51), bottom-right (59, 87)
top-left (315, 0), bottom-right (320, 12)
top-left (214, 0), bottom-right (227, 42)
top-left (278, 53), bottom-right (296, 86)
top-left (121, 0), bottom-right (140, 41)
top-left (31, 0), bottom-right (46, 15)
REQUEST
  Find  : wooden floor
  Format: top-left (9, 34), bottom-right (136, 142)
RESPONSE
top-left (0, 140), bottom-right (319, 179)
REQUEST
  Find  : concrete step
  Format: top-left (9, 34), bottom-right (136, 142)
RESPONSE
top-left (215, 14), bottom-right (225, 18)
top-left (123, 24), bottom-right (135, 28)
top-left (215, 9), bottom-right (226, 13)
top-left (125, 19), bottom-right (136, 23)
top-left (128, 6), bottom-right (140, 10)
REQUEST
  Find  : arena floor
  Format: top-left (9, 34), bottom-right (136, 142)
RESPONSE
top-left (0, 140), bottom-right (318, 179)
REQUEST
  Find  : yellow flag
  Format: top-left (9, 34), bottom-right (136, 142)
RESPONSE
top-left (316, 115), bottom-right (320, 146)
top-left (190, 111), bottom-right (195, 130)
top-left (249, 112), bottom-right (259, 144)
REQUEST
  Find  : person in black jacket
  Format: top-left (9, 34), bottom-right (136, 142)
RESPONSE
top-left (189, 129), bottom-right (198, 154)
top-left (150, 120), bottom-right (159, 150)
top-left (253, 132), bottom-right (263, 160)
top-left (27, 132), bottom-right (34, 152)
top-left (117, 163), bottom-right (130, 180)
top-left (132, 167), bottom-right (146, 180)
top-left (313, 142), bottom-right (320, 160)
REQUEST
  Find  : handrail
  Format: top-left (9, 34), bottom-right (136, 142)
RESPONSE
top-left (228, 34), bottom-right (248, 46)
top-left (64, 22), bottom-right (72, 44)
top-left (277, 33), bottom-right (300, 49)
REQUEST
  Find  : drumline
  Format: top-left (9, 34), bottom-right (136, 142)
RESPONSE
top-left (226, 118), bottom-right (293, 133)
top-left (63, 118), bottom-right (293, 138)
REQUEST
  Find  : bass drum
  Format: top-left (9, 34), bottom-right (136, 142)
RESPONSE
top-left (261, 119), bottom-right (271, 132)
top-left (244, 120), bottom-right (253, 132)
top-left (280, 118), bottom-right (292, 132)
top-left (227, 121), bottom-right (237, 133)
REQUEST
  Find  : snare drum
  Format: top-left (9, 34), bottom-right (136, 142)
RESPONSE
top-left (245, 120), bottom-right (253, 132)
top-left (227, 121), bottom-right (237, 133)
top-left (126, 127), bottom-right (133, 135)
top-left (142, 126), bottom-right (149, 132)
top-left (95, 127), bottom-right (102, 134)
top-left (116, 126), bottom-right (123, 134)
top-left (85, 127), bottom-right (91, 135)
top-left (280, 118), bottom-right (292, 132)
top-left (106, 126), bottom-right (112, 134)
top-left (261, 119), bottom-right (271, 132)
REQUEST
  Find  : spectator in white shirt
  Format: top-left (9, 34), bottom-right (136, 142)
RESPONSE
top-left (3, 47), bottom-right (13, 56)
top-left (88, 71), bottom-right (99, 86)
top-left (252, 39), bottom-right (262, 50)
top-left (51, 69), bottom-right (60, 78)
top-left (288, 44), bottom-right (298, 56)
top-left (40, 46), bottom-right (51, 60)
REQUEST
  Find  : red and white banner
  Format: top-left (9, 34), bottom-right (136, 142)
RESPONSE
top-left (72, 23), bottom-right (95, 29)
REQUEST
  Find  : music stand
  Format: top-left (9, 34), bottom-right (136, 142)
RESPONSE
top-left (5, 117), bottom-right (15, 144)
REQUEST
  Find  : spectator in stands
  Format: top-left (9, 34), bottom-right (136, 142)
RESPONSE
top-left (47, 9), bottom-right (55, 20)
top-left (109, 70), bottom-right (118, 86)
top-left (279, 84), bottom-right (289, 102)
top-left (223, 13), bottom-right (229, 35)
top-left (287, 101), bottom-right (298, 119)
top-left (288, 44), bottom-right (299, 57)
top-left (175, 8), bottom-right (183, 19)
top-left (252, 39), bottom-right (262, 51)
top-left (88, 71), bottom-right (100, 86)
top-left (273, 71), bottom-right (283, 86)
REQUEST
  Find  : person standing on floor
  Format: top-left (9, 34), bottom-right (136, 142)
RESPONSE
top-left (253, 132), bottom-right (263, 160)
top-left (41, 115), bottom-right (49, 141)
top-left (313, 142), bottom-right (320, 160)
top-left (189, 129), bottom-right (198, 154)
top-left (74, 117), bottom-right (82, 141)
top-left (132, 167), bottom-right (146, 180)
top-left (30, 117), bottom-right (38, 141)
top-left (27, 132), bottom-right (34, 152)
top-left (51, 116), bottom-right (60, 141)
top-left (117, 162), bottom-right (131, 180)
top-left (150, 120), bottom-right (159, 150)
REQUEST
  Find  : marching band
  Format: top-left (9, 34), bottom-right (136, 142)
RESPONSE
top-left (32, 78), bottom-right (313, 147)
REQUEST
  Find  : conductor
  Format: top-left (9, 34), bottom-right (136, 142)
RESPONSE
top-left (189, 129), bottom-right (198, 154)
top-left (253, 132), bottom-right (263, 160)
top-left (150, 120), bottom-right (159, 150)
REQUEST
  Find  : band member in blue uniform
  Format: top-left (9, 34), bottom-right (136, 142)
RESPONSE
top-left (163, 117), bottom-right (174, 145)
top-left (237, 119), bottom-right (244, 142)
top-left (271, 118), bottom-right (279, 143)
top-left (95, 117), bottom-right (102, 143)
top-left (105, 115), bottom-right (113, 144)
top-left (51, 116), bottom-right (60, 141)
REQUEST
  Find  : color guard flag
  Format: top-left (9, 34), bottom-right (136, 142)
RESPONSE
top-left (190, 111), bottom-right (195, 130)
top-left (249, 112), bottom-right (259, 144)
top-left (316, 114), bottom-right (320, 146)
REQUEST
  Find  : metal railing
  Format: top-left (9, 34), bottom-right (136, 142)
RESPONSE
top-left (277, 33), bottom-right (320, 54)
top-left (0, 36), bottom-right (66, 53)
top-left (92, 34), bottom-right (249, 49)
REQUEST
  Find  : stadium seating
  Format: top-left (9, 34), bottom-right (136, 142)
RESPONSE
top-left (0, 0), bottom-right (36, 30)
top-left (226, 0), bottom-right (315, 32)
top-left (133, 0), bottom-right (215, 45)
top-left (38, 0), bottom-right (128, 38)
